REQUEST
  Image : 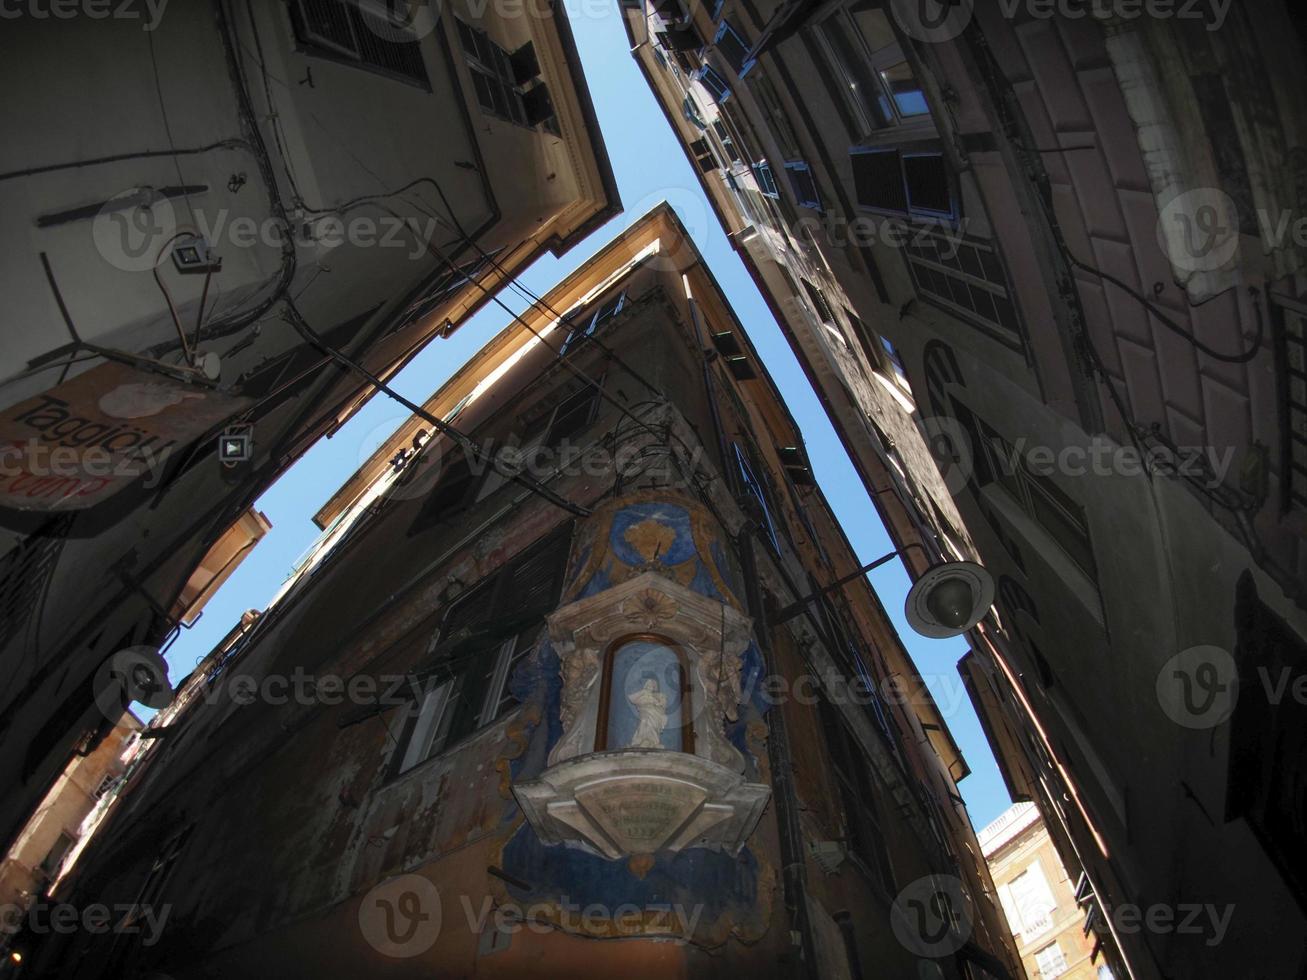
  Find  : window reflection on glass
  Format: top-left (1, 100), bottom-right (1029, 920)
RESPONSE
top-left (848, 1), bottom-right (895, 51)
top-left (603, 639), bottom-right (688, 752)
top-left (882, 61), bottom-right (929, 117)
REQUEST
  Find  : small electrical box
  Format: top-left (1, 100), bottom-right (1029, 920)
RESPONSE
top-left (171, 234), bottom-right (222, 275)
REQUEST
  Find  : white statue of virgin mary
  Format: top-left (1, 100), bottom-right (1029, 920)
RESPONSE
top-left (627, 677), bottom-right (668, 748)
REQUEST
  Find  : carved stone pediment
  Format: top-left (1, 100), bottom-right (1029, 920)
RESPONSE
top-left (513, 750), bottom-right (769, 859)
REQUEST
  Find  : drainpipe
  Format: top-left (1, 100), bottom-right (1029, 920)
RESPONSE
top-left (687, 280), bottom-right (817, 975)
top-left (740, 530), bottom-right (820, 980)
top-left (685, 287), bottom-right (737, 492)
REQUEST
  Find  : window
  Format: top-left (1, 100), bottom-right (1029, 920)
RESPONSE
top-left (543, 384), bottom-right (603, 449)
top-left (753, 160), bottom-right (780, 199)
top-left (713, 20), bottom-right (753, 75)
top-left (713, 121), bottom-right (743, 163)
top-left (711, 329), bottom-right (757, 380)
top-left (290, 0), bottom-right (430, 86)
top-left (597, 638), bottom-right (694, 751)
top-left (850, 148), bottom-right (906, 214)
top-left (850, 148), bottom-right (954, 219)
top-left (93, 772), bottom-right (119, 799)
top-left (444, 394), bottom-right (472, 424)
top-left (749, 73), bottom-right (800, 159)
top-left (689, 137), bottom-right (719, 174)
top-left (393, 251), bottom-right (503, 334)
top-left (784, 161), bottom-right (822, 211)
top-left (38, 832), bottom-right (75, 879)
top-left (407, 444), bottom-right (484, 536)
top-left (905, 227), bottom-right (1023, 350)
top-left (801, 278), bottom-right (835, 324)
top-left (1033, 942), bottom-right (1069, 978)
top-left (696, 64), bottom-right (730, 103)
top-left (777, 445), bottom-right (816, 486)
top-left (879, 335), bottom-right (909, 388)
top-left (812, 1), bottom-right (932, 139)
top-left (902, 153), bottom-right (952, 217)
top-left (1226, 574), bottom-right (1307, 907)
top-left (1001, 863), bottom-right (1057, 942)
top-left (0, 517), bottom-right (70, 655)
top-left (1278, 301), bottom-right (1307, 509)
top-left (818, 698), bottom-right (895, 897)
top-left (395, 531), bottom-right (570, 773)
top-left (559, 291), bottom-right (626, 355)
top-left (682, 92), bottom-right (708, 129)
top-left (512, 381), bottom-right (603, 477)
top-left (457, 19), bottom-right (529, 126)
top-left (963, 409), bottom-right (1097, 579)
top-left (522, 83), bottom-right (559, 130)
top-left (734, 443), bottom-right (779, 551)
top-left (398, 626), bottom-right (538, 772)
top-left (103, 826), bottom-right (192, 973)
top-left (658, 19), bottom-right (705, 54)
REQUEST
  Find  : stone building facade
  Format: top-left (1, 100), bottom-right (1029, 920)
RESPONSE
top-left (0, 0), bottom-right (618, 856)
top-left (980, 803), bottom-right (1120, 980)
top-left (620, 1), bottom-right (1307, 976)
top-left (20, 206), bottom-right (1018, 979)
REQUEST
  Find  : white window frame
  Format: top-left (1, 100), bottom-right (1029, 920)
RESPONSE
top-left (397, 635), bottom-right (526, 773)
top-left (398, 678), bottom-right (456, 773)
top-left (811, 3), bottom-right (935, 144)
top-left (1033, 941), bottom-right (1069, 978)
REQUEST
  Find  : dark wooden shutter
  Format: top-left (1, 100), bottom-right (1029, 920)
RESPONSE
top-left (851, 148), bottom-right (906, 213)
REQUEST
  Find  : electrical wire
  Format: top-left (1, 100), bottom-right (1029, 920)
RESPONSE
top-left (384, 187), bottom-right (742, 516)
top-left (146, 28), bottom-right (197, 230)
top-left (365, 199), bottom-right (706, 477)
top-left (150, 230), bottom-right (203, 365)
top-left (1065, 252), bottom-right (1263, 364)
top-left (0, 139), bottom-right (253, 185)
top-left (282, 297), bottom-right (590, 518)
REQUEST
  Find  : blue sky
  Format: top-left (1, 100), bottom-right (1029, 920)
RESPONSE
top-left (162, 2), bottom-right (1012, 830)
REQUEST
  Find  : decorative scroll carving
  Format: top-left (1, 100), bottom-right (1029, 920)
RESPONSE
top-left (544, 572), bottom-right (750, 770)
top-left (517, 571), bottom-right (769, 858)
